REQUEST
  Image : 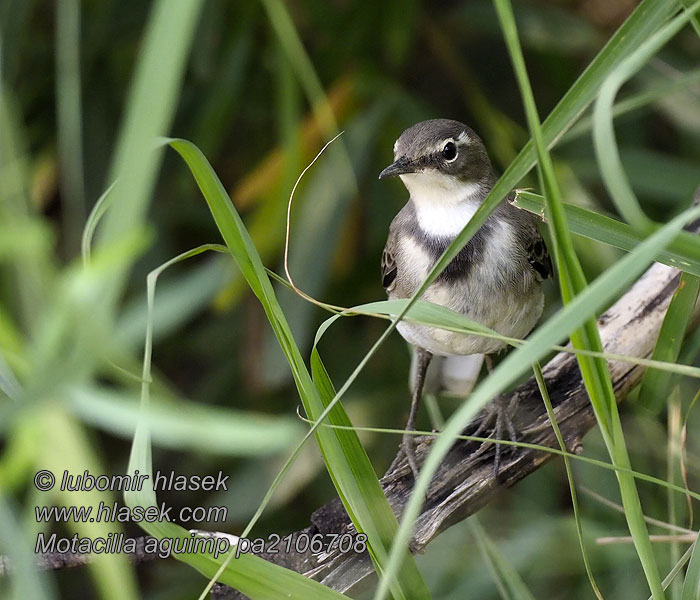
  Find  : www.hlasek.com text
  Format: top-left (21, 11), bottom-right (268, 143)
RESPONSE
top-left (35, 501), bottom-right (227, 524)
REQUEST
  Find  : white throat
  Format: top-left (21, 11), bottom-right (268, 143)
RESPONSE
top-left (400, 171), bottom-right (483, 237)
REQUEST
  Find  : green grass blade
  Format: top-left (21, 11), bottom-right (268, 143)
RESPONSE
top-left (115, 253), bottom-right (232, 349)
top-left (562, 66), bottom-right (700, 144)
top-left (0, 494), bottom-right (52, 600)
top-left (96, 0), bottom-right (204, 309)
top-left (470, 518), bottom-right (537, 600)
top-left (165, 138), bottom-right (429, 599)
top-left (312, 298), bottom-right (700, 379)
top-left (593, 1), bottom-right (700, 231)
top-left (122, 511), bottom-right (352, 599)
top-left (682, 538), bottom-right (700, 600)
top-left (533, 363), bottom-right (603, 599)
top-left (298, 420), bottom-right (700, 503)
top-left (513, 191), bottom-right (700, 276)
top-left (639, 272), bottom-right (700, 414)
top-left (121, 235), bottom-right (352, 600)
top-left (41, 408), bottom-right (139, 600)
top-left (496, 0), bottom-right (667, 595)
top-left (55, 0), bottom-right (86, 255)
top-left (682, 0), bottom-right (700, 36)
top-left (81, 180), bottom-right (117, 267)
top-left (260, 0), bottom-right (343, 139)
top-left (0, 349), bottom-right (21, 401)
top-left (655, 543), bottom-right (696, 600)
top-left (69, 385), bottom-right (302, 456)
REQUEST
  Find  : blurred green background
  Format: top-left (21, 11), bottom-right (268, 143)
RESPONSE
top-left (1, 0), bottom-right (699, 598)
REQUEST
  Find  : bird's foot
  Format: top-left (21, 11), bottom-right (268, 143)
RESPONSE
top-left (469, 395), bottom-right (518, 479)
top-left (401, 432), bottom-right (421, 481)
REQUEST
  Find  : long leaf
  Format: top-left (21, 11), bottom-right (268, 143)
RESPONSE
top-left (638, 272), bottom-right (700, 414)
top-left (470, 519), bottom-right (537, 600)
top-left (593, 1), bottom-right (700, 231)
top-left (163, 138), bottom-right (429, 599)
top-left (95, 0), bottom-right (205, 310)
top-left (123, 236), bottom-right (351, 600)
top-left (682, 538), bottom-right (700, 600)
top-left (494, 0), bottom-right (674, 596)
top-left (513, 191), bottom-right (700, 276)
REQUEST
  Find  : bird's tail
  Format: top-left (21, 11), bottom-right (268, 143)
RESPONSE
top-left (410, 351), bottom-right (484, 397)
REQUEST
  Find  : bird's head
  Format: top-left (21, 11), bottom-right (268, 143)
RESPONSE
top-left (378, 119), bottom-right (494, 202)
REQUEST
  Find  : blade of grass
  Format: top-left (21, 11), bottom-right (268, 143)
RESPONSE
top-left (654, 543), bottom-right (696, 600)
top-left (593, 1), bottom-right (700, 231)
top-left (496, 0), bottom-right (668, 595)
top-left (260, 0), bottom-right (342, 141)
top-left (298, 419), bottom-right (700, 504)
top-left (470, 518), bottom-right (537, 600)
top-left (533, 362), bottom-right (603, 599)
top-left (68, 385), bottom-right (302, 456)
top-left (513, 191), bottom-right (700, 276)
top-left (164, 138), bottom-right (429, 599)
top-left (123, 241), bottom-right (351, 600)
top-left (115, 253), bottom-right (232, 349)
top-left (55, 0), bottom-right (86, 256)
top-left (0, 88), bottom-right (48, 334)
top-left (40, 408), bottom-right (139, 600)
top-left (0, 494), bottom-right (52, 600)
top-left (312, 298), bottom-right (700, 380)
top-left (639, 273), bottom-right (700, 414)
top-left (563, 66), bottom-right (700, 144)
top-left (682, 538), bottom-right (700, 600)
top-left (0, 350), bottom-right (21, 401)
top-left (96, 0), bottom-right (204, 310)
top-left (81, 180), bottom-right (117, 267)
top-left (682, 0), bottom-right (700, 37)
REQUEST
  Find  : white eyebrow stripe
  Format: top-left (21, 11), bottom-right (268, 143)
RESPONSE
top-left (456, 130), bottom-right (469, 143)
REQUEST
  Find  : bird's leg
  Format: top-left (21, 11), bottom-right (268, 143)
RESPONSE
top-left (474, 355), bottom-right (519, 478)
top-left (402, 347), bottom-right (432, 480)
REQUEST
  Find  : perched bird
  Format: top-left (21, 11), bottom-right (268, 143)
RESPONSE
top-left (378, 119), bottom-right (552, 478)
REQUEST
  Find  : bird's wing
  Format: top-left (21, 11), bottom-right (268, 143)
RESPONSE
top-left (381, 230), bottom-right (398, 291)
top-left (526, 230), bottom-right (553, 282)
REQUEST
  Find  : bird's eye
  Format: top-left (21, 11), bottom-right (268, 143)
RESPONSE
top-left (442, 141), bottom-right (457, 161)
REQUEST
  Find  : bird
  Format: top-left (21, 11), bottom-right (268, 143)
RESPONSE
top-left (378, 118), bottom-right (552, 479)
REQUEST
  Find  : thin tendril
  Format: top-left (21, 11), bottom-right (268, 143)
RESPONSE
top-left (284, 131), bottom-right (346, 311)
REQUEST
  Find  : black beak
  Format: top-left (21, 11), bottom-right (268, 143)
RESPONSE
top-left (378, 156), bottom-right (416, 179)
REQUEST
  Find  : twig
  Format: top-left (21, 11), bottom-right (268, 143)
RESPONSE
top-left (596, 534), bottom-right (697, 545)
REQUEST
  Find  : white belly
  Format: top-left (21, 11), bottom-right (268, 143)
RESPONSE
top-left (395, 286), bottom-right (544, 356)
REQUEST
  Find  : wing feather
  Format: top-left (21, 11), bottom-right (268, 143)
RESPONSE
top-left (527, 233), bottom-right (553, 282)
top-left (381, 233), bottom-right (397, 291)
